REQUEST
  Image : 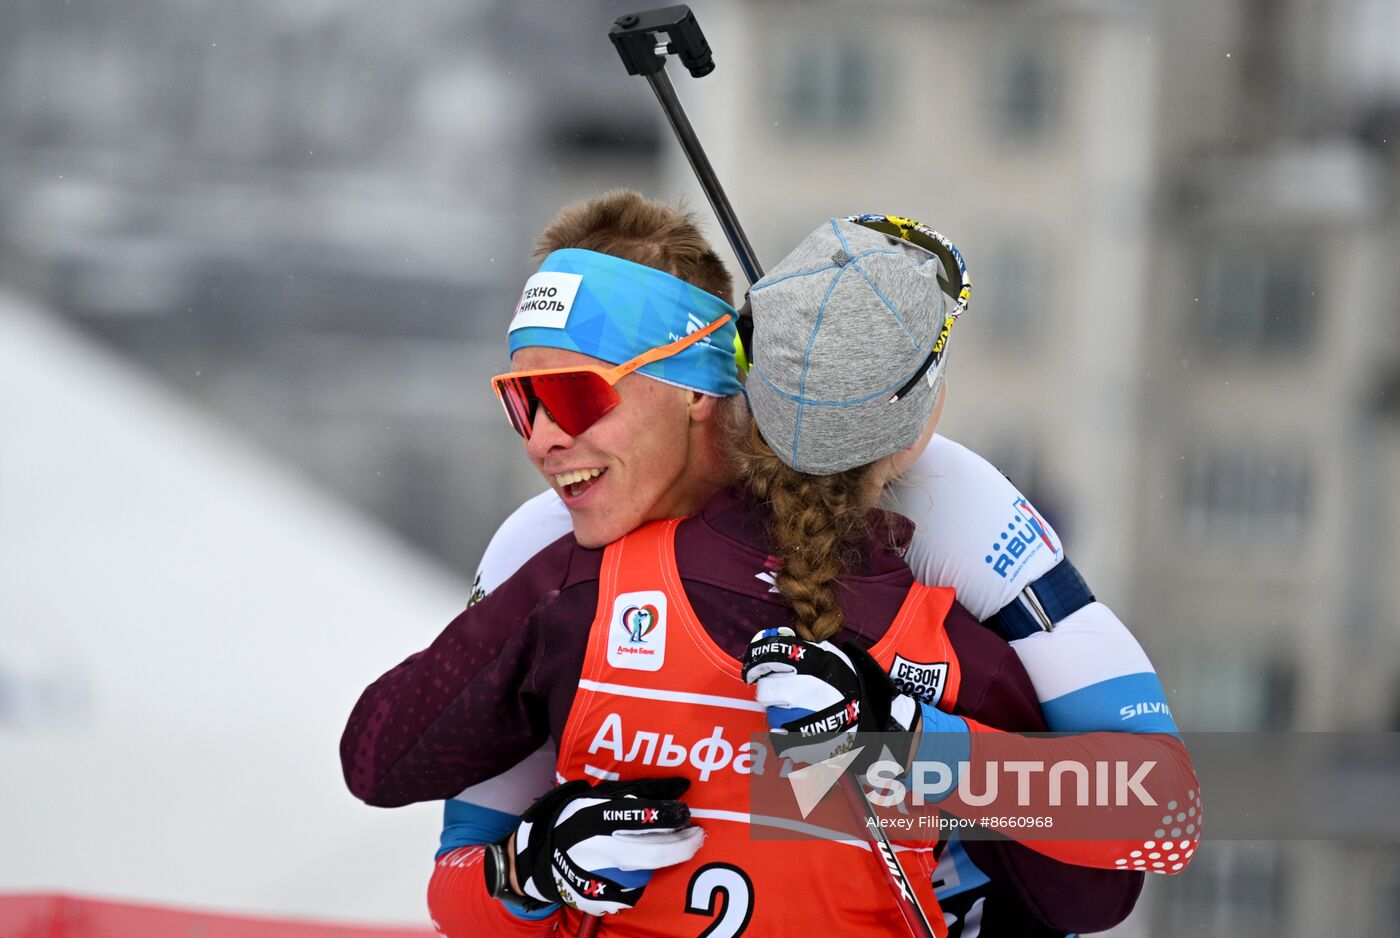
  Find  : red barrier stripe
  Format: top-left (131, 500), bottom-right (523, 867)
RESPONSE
top-left (0, 894), bottom-right (435, 938)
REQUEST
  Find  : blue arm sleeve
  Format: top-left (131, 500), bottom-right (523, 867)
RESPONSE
top-left (437, 799), bottom-right (520, 858)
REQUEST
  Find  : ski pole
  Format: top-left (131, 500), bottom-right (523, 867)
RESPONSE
top-left (839, 774), bottom-right (939, 938)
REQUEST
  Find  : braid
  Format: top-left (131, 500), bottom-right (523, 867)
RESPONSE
top-left (731, 418), bottom-right (881, 642)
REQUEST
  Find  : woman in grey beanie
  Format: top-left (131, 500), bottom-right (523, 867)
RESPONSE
top-left (734, 215), bottom-right (959, 642)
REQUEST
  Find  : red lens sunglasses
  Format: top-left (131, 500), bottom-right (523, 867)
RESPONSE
top-left (491, 314), bottom-right (731, 440)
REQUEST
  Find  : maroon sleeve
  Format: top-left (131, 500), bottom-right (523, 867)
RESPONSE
top-left (340, 536), bottom-right (595, 808)
top-left (945, 603), bottom-right (1146, 933)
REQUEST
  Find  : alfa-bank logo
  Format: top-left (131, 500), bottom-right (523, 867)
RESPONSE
top-left (608, 591), bottom-right (668, 672)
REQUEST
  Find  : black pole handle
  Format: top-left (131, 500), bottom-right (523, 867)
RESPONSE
top-left (610, 6), bottom-right (714, 78)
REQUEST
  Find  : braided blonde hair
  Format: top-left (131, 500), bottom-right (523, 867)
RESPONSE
top-left (730, 415), bottom-right (886, 642)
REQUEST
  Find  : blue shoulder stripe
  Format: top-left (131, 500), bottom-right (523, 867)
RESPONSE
top-left (1040, 672), bottom-right (1180, 736)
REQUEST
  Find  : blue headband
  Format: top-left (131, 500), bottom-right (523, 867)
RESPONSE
top-left (507, 249), bottom-right (742, 397)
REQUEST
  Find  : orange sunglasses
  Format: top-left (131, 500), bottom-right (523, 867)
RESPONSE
top-left (491, 314), bottom-right (731, 439)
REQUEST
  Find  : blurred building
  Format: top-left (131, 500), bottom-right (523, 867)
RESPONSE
top-left (1138, 1), bottom-right (1400, 934)
top-left (1138, 0), bottom-right (1400, 737)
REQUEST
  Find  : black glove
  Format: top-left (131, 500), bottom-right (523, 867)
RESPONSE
top-left (506, 777), bottom-right (704, 916)
top-left (741, 627), bottom-right (921, 767)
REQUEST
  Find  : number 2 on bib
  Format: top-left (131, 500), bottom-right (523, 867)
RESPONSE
top-left (684, 863), bottom-right (754, 937)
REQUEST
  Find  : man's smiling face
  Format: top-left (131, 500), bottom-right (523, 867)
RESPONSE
top-left (514, 346), bottom-right (705, 548)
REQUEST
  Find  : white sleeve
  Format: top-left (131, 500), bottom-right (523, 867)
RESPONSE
top-left (452, 489), bottom-right (573, 815)
top-left (892, 434), bottom-right (1065, 621)
top-left (469, 488), bottom-right (574, 599)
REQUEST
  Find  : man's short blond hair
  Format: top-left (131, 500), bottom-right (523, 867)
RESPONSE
top-left (535, 190), bottom-right (735, 306)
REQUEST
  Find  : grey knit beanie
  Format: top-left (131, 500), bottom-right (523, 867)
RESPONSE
top-left (745, 218), bottom-right (955, 474)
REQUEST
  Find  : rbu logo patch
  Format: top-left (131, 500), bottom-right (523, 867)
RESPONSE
top-left (890, 654), bottom-right (949, 706)
top-left (608, 591), bottom-right (667, 672)
top-left (983, 497), bottom-right (1062, 581)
